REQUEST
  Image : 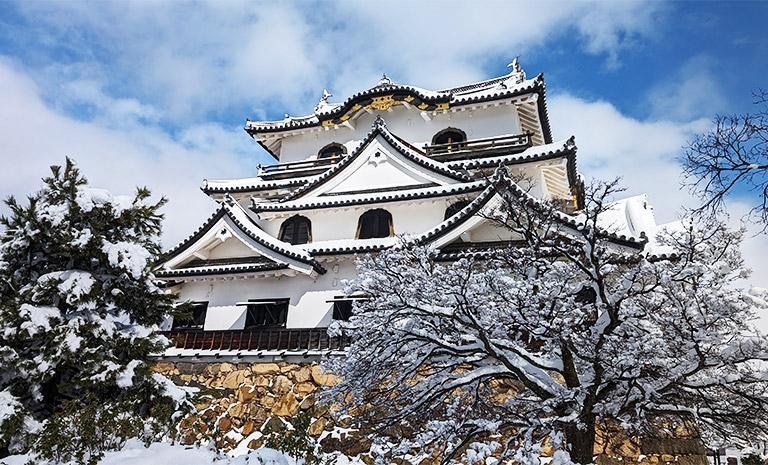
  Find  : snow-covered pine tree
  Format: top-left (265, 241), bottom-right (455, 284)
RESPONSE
top-left (0, 159), bottom-right (186, 462)
top-left (326, 174), bottom-right (768, 465)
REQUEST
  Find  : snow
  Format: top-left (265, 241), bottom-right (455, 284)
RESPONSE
top-left (18, 303), bottom-right (61, 336)
top-left (38, 270), bottom-right (95, 303)
top-left (115, 360), bottom-right (142, 388)
top-left (75, 187), bottom-right (135, 215)
top-left (152, 373), bottom-right (197, 404)
top-left (102, 240), bottom-right (152, 279)
top-left (0, 440), bottom-right (297, 465)
top-left (0, 389), bottom-right (20, 423)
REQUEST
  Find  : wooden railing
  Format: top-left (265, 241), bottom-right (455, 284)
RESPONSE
top-left (259, 155), bottom-right (344, 179)
top-left (424, 133), bottom-right (532, 160)
top-left (160, 328), bottom-right (350, 352)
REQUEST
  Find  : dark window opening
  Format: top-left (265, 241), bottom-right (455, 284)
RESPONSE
top-left (318, 143), bottom-right (347, 159)
top-left (431, 128), bottom-right (467, 151)
top-left (356, 209), bottom-right (394, 239)
top-left (245, 299), bottom-right (289, 328)
top-left (444, 201), bottom-right (470, 220)
top-left (172, 301), bottom-right (208, 329)
top-left (332, 300), bottom-right (353, 321)
top-left (279, 215), bottom-right (312, 245)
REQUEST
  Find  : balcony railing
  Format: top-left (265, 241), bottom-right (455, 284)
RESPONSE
top-left (424, 133), bottom-right (532, 161)
top-left (259, 155), bottom-right (344, 180)
top-left (160, 328), bottom-right (350, 352)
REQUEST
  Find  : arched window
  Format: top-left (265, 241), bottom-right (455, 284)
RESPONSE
top-left (278, 215), bottom-right (312, 245)
top-left (444, 201), bottom-right (470, 220)
top-left (356, 209), bottom-right (394, 239)
top-left (318, 143), bottom-right (347, 159)
top-left (431, 128), bottom-right (467, 151)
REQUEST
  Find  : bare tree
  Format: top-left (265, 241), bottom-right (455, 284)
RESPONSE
top-left (682, 90), bottom-right (768, 229)
top-left (325, 173), bottom-right (768, 465)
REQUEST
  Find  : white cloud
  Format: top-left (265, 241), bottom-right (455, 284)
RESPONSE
top-left (0, 59), bottom-right (263, 247)
top-left (12, 0), bottom-right (666, 122)
top-left (549, 92), bottom-right (768, 299)
top-left (645, 55), bottom-right (728, 121)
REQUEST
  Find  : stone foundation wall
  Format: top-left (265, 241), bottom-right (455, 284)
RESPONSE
top-left (153, 361), bottom-right (707, 465)
top-left (152, 360), bottom-right (371, 457)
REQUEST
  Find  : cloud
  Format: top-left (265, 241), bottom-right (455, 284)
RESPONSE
top-left (549, 92), bottom-right (768, 300)
top-left (9, 0), bottom-right (666, 123)
top-left (0, 59), bottom-right (263, 247)
top-left (550, 93), bottom-right (710, 222)
top-left (645, 55), bottom-right (727, 121)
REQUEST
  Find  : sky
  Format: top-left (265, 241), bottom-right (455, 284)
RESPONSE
top-left (0, 0), bottom-right (767, 286)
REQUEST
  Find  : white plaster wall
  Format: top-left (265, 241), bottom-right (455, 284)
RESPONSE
top-left (205, 237), bottom-right (258, 260)
top-left (467, 222), bottom-right (522, 242)
top-left (278, 104), bottom-right (521, 163)
top-left (174, 259), bottom-right (359, 330)
top-left (258, 197), bottom-right (472, 242)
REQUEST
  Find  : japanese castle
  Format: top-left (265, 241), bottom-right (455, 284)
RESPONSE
top-left (157, 60), bottom-right (660, 360)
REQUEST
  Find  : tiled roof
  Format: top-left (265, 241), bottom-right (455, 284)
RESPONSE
top-left (244, 73), bottom-right (550, 141)
top-left (201, 177), bottom-right (310, 195)
top-left (155, 261), bottom-right (289, 278)
top-left (277, 117), bottom-right (472, 202)
top-left (252, 181), bottom-right (485, 213)
top-left (304, 237), bottom-right (398, 256)
top-left (158, 198), bottom-right (326, 274)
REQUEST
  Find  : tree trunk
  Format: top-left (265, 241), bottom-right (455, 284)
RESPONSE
top-left (567, 422), bottom-right (597, 465)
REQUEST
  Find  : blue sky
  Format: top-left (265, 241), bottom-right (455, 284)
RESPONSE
top-left (0, 0), bottom-right (766, 282)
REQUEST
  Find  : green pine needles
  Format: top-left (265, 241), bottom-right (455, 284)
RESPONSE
top-left (0, 159), bottom-right (187, 463)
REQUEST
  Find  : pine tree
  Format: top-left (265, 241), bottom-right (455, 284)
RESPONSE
top-left (0, 159), bottom-right (186, 462)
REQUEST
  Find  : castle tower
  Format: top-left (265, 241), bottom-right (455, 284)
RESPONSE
top-left (156, 62), bottom-right (653, 362)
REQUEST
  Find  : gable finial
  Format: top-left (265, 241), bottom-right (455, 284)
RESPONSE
top-left (378, 73), bottom-right (392, 87)
top-left (315, 89), bottom-right (334, 113)
top-left (505, 56), bottom-right (526, 84)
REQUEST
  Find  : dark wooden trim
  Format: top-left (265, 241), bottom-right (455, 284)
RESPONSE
top-left (160, 328), bottom-right (351, 352)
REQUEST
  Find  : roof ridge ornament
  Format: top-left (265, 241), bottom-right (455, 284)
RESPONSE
top-left (373, 115), bottom-right (387, 128)
top-left (314, 89), bottom-right (334, 113)
top-left (377, 73), bottom-right (393, 87)
top-left (504, 57), bottom-right (526, 85)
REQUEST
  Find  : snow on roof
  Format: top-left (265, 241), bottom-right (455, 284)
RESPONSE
top-left (445, 137), bottom-right (575, 170)
top-left (644, 219), bottom-right (686, 257)
top-left (244, 70), bottom-right (545, 134)
top-left (155, 260), bottom-right (289, 279)
top-left (252, 181), bottom-right (486, 214)
top-left (596, 194), bottom-right (657, 240)
top-left (277, 117), bottom-right (473, 202)
top-left (302, 237), bottom-right (398, 255)
top-left (159, 197), bottom-right (325, 274)
top-left (201, 176), bottom-right (313, 194)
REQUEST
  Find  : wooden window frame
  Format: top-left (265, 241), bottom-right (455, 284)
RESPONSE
top-left (431, 127), bottom-right (467, 146)
top-left (356, 208), bottom-right (394, 239)
top-left (172, 301), bottom-right (208, 329)
top-left (318, 142), bottom-right (347, 159)
top-left (244, 298), bottom-right (290, 329)
top-left (278, 215), bottom-right (312, 245)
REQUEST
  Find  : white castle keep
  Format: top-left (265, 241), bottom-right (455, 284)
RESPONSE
top-left (156, 60), bottom-right (663, 361)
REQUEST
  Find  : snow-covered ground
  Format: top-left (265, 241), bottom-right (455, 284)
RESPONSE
top-left (1, 440), bottom-right (296, 465)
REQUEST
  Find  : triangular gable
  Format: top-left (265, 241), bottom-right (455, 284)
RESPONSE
top-left (280, 117), bottom-right (472, 202)
top-left (415, 174), bottom-right (509, 249)
top-left (416, 169), bottom-right (647, 251)
top-left (159, 200), bottom-right (324, 276)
